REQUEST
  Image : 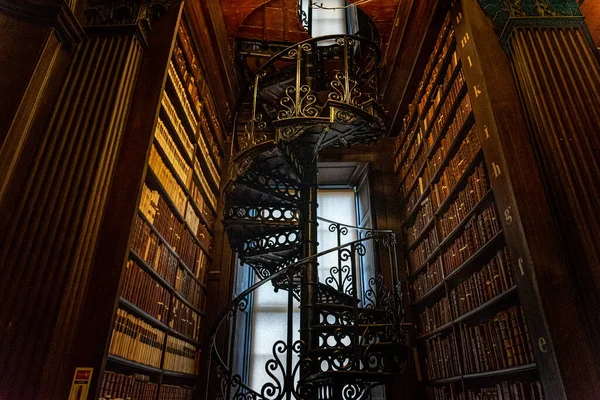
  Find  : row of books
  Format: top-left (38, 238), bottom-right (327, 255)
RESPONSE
top-left (110, 309), bottom-right (165, 368)
top-left (395, 16), bottom-right (454, 168)
top-left (159, 384), bottom-right (194, 400)
top-left (401, 75), bottom-right (470, 203)
top-left (193, 157), bottom-right (217, 209)
top-left (176, 27), bottom-right (223, 166)
top-left (190, 180), bottom-right (215, 229)
top-left (195, 123), bottom-right (221, 187)
top-left (442, 203), bottom-right (501, 276)
top-left (411, 257), bottom-right (444, 301)
top-left (98, 372), bottom-right (157, 400)
top-left (169, 297), bottom-right (201, 341)
top-left (394, 119), bottom-right (420, 172)
top-left (465, 381), bottom-right (544, 400)
top-left (133, 211), bottom-right (208, 301)
top-left (160, 95), bottom-right (195, 163)
top-left (139, 184), bottom-right (205, 278)
top-left (406, 195), bottom-right (435, 246)
top-left (431, 124), bottom-right (481, 210)
top-left (426, 381), bottom-right (544, 400)
top-left (123, 260), bottom-right (171, 323)
top-left (168, 61), bottom-right (198, 130)
top-left (450, 248), bottom-right (515, 317)
top-left (439, 163), bottom-right (490, 239)
top-left (172, 41), bottom-right (203, 119)
top-left (426, 93), bottom-right (474, 204)
top-left (426, 383), bottom-right (462, 400)
top-left (418, 296), bottom-right (452, 336)
top-left (149, 145), bottom-right (188, 214)
top-left (409, 228), bottom-right (440, 274)
top-left (161, 63), bottom-right (221, 203)
top-left (154, 121), bottom-right (192, 192)
top-left (424, 331), bottom-right (461, 380)
top-left (164, 336), bottom-right (200, 375)
top-left (175, 267), bottom-right (205, 311)
top-left (130, 215), bottom-right (206, 309)
top-left (461, 306), bottom-right (534, 374)
top-left (132, 214), bottom-right (179, 286)
top-left (157, 114), bottom-right (194, 166)
top-left (422, 51), bottom-right (461, 132)
top-left (417, 15), bottom-right (454, 115)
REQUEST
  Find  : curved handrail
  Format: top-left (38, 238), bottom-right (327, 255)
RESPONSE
top-left (316, 216), bottom-right (398, 234)
top-left (234, 34), bottom-right (381, 116)
top-left (208, 232), bottom-right (395, 395)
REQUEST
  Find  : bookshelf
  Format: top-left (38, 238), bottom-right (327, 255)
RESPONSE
top-left (99, 17), bottom-right (223, 400)
top-left (395, 14), bottom-right (545, 400)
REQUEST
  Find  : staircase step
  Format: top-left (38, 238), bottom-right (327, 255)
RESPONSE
top-left (304, 371), bottom-right (396, 385)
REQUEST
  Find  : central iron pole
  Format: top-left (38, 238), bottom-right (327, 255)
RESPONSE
top-left (300, 164), bottom-right (319, 395)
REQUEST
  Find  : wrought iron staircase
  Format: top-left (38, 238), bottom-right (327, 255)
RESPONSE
top-left (207, 35), bottom-right (410, 400)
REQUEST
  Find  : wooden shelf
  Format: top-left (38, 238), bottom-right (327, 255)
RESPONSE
top-left (107, 354), bottom-right (163, 375)
top-left (165, 73), bottom-right (199, 140)
top-left (137, 211), bottom-right (211, 283)
top-left (411, 280), bottom-right (446, 308)
top-left (427, 114), bottom-right (477, 189)
top-left (427, 375), bottom-right (462, 385)
top-left (146, 167), bottom-right (214, 237)
top-left (175, 36), bottom-right (224, 156)
top-left (408, 247), bottom-right (441, 279)
top-left (453, 285), bottom-right (519, 325)
top-left (462, 363), bottom-right (537, 381)
top-left (118, 297), bottom-right (170, 332)
top-left (434, 147), bottom-right (483, 217)
top-left (407, 217), bottom-right (436, 250)
top-left (160, 106), bottom-right (197, 158)
top-left (419, 42), bottom-right (458, 120)
top-left (417, 321), bottom-right (453, 341)
top-left (437, 189), bottom-right (494, 249)
top-left (129, 249), bottom-right (206, 311)
top-left (162, 369), bottom-right (200, 380)
top-left (443, 230), bottom-right (505, 283)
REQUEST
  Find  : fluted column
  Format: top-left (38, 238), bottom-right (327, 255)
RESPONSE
top-left (0, 1), bottom-right (170, 398)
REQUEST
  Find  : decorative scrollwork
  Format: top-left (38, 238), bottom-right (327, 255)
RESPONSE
top-left (278, 85), bottom-right (320, 120)
top-left (328, 72), bottom-right (362, 106)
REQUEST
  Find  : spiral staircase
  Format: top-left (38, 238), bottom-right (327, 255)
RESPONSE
top-left (207, 36), bottom-right (411, 400)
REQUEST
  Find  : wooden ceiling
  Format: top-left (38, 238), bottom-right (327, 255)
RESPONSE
top-left (219, 0), bottom-right (400, 44)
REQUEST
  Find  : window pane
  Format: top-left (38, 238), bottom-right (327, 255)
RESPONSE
top-left (311, 0), bottom-right (347, 38)
top-left (317, 190), bottom-right (358, 292)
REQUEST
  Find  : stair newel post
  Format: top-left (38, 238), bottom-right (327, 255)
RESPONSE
top-left (349, 243), bottom-right (361, 371)
top-left (295, 43), bottom-right (302, 118)
top-left (226, 306), bottom-right (238, 400)
top-left (300, 166), bottom-right (319, 384)
top-left (286, 267), bottom-right (294, 400)
top-left (333, 223), bottom-right (343, 293)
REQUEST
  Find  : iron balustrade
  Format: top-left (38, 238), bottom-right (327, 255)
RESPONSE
top-left (230, 35), bottom-right (384, 164)
top-left (206, 220), bottom-right (406, 400)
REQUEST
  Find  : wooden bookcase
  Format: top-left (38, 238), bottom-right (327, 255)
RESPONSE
top-left (394, 13), bottom-right (548, 400)
top-left (97, 16), bottom-right (224, 400)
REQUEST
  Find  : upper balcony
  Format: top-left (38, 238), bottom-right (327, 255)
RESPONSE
top-left (232, 34), bottom-right (386, 162)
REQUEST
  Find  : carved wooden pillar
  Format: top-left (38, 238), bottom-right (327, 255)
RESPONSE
top-left (505, 12), bottom-right (600, 392)
top-left (0, 1), bottom-right (171, 398)
top-left (465, 0), bottom-right (600, 397)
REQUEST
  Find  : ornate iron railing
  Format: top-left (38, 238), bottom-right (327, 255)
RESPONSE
top-left (231, 34), bottom-right (384, 160)
top-left (206, 220), bottom-right (406, 400)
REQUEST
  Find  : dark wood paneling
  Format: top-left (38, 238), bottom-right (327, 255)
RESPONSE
top-left (0, 15), bottom-right (51, 149)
